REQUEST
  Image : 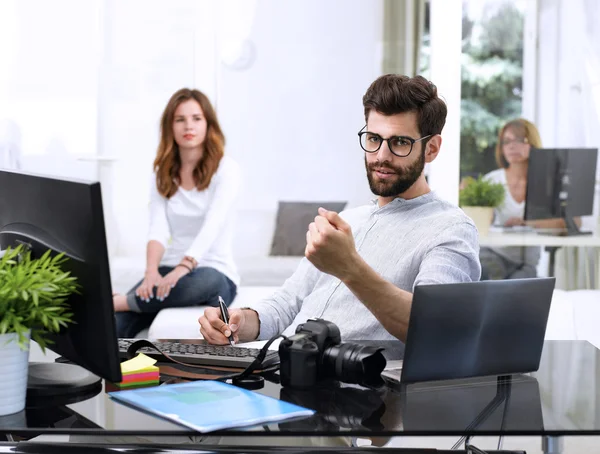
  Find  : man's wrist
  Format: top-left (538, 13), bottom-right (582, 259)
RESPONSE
top-left (339, 252), bottom-right (365, 285)
top-left (240, 308), bottom-right (260, 341)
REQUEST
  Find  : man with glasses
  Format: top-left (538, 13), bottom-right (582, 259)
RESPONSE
top-left (200, 74), bottom-right (481, 344)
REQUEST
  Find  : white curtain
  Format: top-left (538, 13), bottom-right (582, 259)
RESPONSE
top-left (381, 0), bottom-right (426, 76)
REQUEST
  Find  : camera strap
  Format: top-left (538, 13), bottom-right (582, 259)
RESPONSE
top-left (124, 335), bottom-right (287, 389)
top-left (230, 334), bottom-right (287, 389)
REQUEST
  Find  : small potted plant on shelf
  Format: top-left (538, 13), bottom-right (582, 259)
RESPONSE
top-left (459, 175), bottom-right (505, 236)
top-left (0, 245), bottom-right (80, 416)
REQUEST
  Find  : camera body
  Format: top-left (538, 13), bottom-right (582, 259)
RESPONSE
top-left (279, 318), bottom-right (386, 389)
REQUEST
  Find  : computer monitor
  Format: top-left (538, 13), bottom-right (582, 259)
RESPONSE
top-left (0, 169), bottom-right (122, 389)
top-left (524, 147), bottom-right (598, 235)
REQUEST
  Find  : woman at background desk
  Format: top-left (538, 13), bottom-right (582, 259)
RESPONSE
top-left (480, 118), bottom-right (554, 279)
top-left (112, 88), bottom-right (241, 338)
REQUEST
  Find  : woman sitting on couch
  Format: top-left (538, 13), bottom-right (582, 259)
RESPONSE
top-left (112, 88), bottom-right (241, 338)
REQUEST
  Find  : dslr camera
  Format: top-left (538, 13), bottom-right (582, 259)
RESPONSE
top-left (278, 319), bottom-right (386, 389)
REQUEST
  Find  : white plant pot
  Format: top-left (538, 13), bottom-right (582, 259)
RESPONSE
top-left (462, 206), bottom-right (495, 236)
top-left (0, 331), bottom-right (30, 416)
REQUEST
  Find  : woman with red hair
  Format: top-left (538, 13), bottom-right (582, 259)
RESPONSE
top-left (113, 88), bottom-right (240, 338)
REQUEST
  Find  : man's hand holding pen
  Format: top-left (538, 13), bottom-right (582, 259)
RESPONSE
top-left (199, 303), bottom-right (261, 345)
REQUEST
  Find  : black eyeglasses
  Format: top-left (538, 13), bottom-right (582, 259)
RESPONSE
top-left (358, 126), bottom-right (432, 157)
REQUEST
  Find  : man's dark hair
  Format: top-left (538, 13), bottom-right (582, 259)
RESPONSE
top-left (362, 74), bottom-right (447, 137)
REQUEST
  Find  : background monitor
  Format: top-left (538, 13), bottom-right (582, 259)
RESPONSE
top-left (524, 147), bottom-right (598, 235)
top-left (0, 169), bottom-right (122, 385)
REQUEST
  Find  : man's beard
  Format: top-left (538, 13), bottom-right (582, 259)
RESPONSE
top-left (365, 150), bottom-right (425, 197)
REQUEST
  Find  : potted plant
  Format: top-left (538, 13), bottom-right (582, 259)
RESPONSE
top-left (459, 175), bottom-right (505, 236)
top-left (0, 245), bottom-right (80, 416)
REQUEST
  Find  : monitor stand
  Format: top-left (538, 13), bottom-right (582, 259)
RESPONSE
top-left (537, 216), bottom-right (592, 237)
top-left (26, 362), bottom-right (102, 407)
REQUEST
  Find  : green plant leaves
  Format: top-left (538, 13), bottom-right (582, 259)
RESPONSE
top-left (459, 176), bottom-right (505, 208)
top-left (0, 244), bottom-right (80, 352)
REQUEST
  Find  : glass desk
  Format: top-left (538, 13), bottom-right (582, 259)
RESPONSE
top-left (1, 340), bottom-right (599, 453)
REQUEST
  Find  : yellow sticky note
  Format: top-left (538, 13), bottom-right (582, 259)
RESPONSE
top-left (120, 353), bottom-right (158, 374)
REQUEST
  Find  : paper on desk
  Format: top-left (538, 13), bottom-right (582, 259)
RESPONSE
top-left (121, 353), bottom-right (158, 374)
top-left (384, 360), bottom-right (403, 371)
top-left (233, 339), bottom-right (282, 351)
top-left (489, 225), bottom-right (534, 233)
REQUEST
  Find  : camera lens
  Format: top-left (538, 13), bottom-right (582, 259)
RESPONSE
top-left (322, 343), bottom-right (386, 388)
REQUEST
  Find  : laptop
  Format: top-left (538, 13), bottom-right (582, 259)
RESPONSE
top-left (397, 277), bottom-right (556, 384)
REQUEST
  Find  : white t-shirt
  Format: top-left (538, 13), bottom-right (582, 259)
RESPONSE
top-left (483, 168), bottom-right (524, 226)
top-left (483, 168), bottom-right (540, 267)
top-left (147, 155), bottom-right (241, 286)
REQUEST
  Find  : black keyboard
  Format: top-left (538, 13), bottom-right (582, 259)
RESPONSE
top-left (117, 339), bottom-right (279, 369)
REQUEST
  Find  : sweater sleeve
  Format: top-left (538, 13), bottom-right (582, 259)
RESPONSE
top-left (147, 173), bottom-right (171, 248)
top-left (414, 221), bottom-right (482, 287)
top-left (248, 258), bottom-right (322, 339)
top-left (184, 157), bottom-right (242, 261)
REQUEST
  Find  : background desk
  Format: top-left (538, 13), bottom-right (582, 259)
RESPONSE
top-left (479, 231), bottom-right (600, 283)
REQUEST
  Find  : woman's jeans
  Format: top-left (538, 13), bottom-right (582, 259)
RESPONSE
top-left (115, 266), bottom-right (237, 338)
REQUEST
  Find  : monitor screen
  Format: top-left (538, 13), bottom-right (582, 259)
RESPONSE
top-left (0, 169), bottom-right (121, 383)
top-left (524, 148), bottom-right (598, 222)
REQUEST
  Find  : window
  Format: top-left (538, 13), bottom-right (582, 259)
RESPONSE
top-left (459, 1), bottom-right (527, 179)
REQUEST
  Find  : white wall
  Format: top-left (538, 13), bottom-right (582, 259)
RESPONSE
top-left (218, 0), bottom-right (382, 211)
top-left (0, 0), bottom-right (100, 180)
top-left (214, 0), bottom-right (383, 258)
top-left (0, 0), bottom-right (215, 257)
top-left (101, 0), bottom-right (384, 259)
top-left (0, 0), bottom-right (386, 263)
top-left (97, 0), bottom-right (218, 257)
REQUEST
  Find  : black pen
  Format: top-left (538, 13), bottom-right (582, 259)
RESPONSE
top-left (218, 296), bottom-right (235, 346)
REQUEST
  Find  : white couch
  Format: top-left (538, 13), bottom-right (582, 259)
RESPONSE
top-left (545, 288), bottom-right (600, 348)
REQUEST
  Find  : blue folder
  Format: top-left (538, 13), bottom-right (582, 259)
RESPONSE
top-left (109, 380), bottom-right (315, 433)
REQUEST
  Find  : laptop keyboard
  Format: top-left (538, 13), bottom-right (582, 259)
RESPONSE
top-left (118, 338), bottom-right (280, 369)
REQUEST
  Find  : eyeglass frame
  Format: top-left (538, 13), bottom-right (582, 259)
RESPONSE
top-left (500, 137), bottom-right (529, 147)
top-left (357, 125), bottom-right (433, 157)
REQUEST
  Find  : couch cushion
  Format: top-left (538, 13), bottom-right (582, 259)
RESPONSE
top-left (236, 256), bottom-right (303, 286)
top-left (545, 289), bottom-right (577, 340)
top-left (545, 288), bottom-right (600, 349)
top-left (147, 286), bottom-right (279, 340)
top-left (269, 201), bottom-right (347, 256)
top-left (148, 306), bottom-right (208, 339)
top-left (568, 289), bottom-right (600, 349)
